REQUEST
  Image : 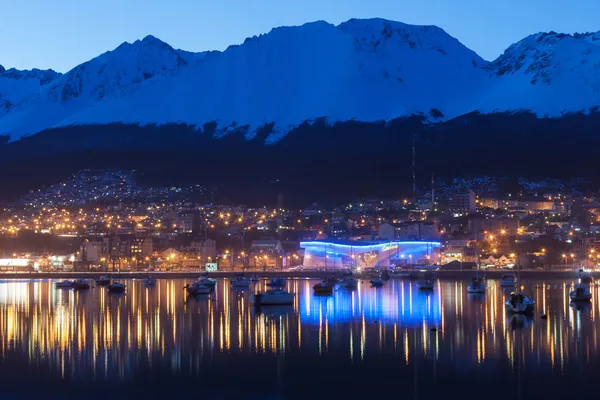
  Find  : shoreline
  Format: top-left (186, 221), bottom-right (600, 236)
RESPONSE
top-left (0, 270), bottom-right (585, 280)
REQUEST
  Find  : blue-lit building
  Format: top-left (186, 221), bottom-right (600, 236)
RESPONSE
top-left (300, 240), bottom-right (441, 269)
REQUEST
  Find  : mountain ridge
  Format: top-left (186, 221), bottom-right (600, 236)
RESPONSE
top-left (0, 18), bottom-right (599, 142)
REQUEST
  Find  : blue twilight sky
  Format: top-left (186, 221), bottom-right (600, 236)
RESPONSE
top-left (1, 0), bottom-right (599, 72)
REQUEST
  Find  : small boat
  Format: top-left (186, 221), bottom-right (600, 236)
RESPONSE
top-left (198, 277), bottom-right (217, 288)
top-left (390, 270), bottom-right (413, 279)
top-left (107, 282), bottom-right (126, 293)
top-left (578, 269), bottom-right (593, 284)
top-left (417, 271), bottom-right (436, 290)
top-left (185, 281), bottom-right (211, 295)
top-left (570, 284), bottom-right (592, 302)
top-left (467, 278), bottom-right (487, 294)
top-left (55, 280), bottom-right (74, 288)
top-left (499, 274), bottom-right (517, 287)
top-left (253, 288), bottom-right (295, 305)
top-left (143, 275), bottom-right (157, 286)
top-left (250, 274), bottom-right (260, 283)
top-left (72, 279), bottom-right (91, 290)
top-left (505, 292), bottom-right (535, 314)
top-left (95, 276), bottom-right (111, 286)
top-left (313, 280), bottom-right (334, 295)
top-left (266, 277), bottom-right (286, 288)
top-left (231, 276), bottom-right (250, 288)
top-left (370, 279), bottom-right (385, 287)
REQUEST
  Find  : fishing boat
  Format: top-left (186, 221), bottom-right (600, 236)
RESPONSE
top-left (185, 281), bottom-right (211, 295)
top-left (231, 276), bottom-right (250, 288)
top-left (266, 277), bottom-right (286, 288)
top-left (55, 280), bottom-right (74, 288)
top-left (95, 276), bottom-right (111, 286)
top-left (417, 271), bottom-right (436, 290)
top-left (253, 288), bottom-right (295, 305)
top-left (107, 282), bottom-right (126, 293)
top-left (370, 279), bottom-right (385, 287)
top-left (313, 280), bottom-right (335, 295)
top-left (499, 274), bottom-right (517, 287)
top-left (72, 279), bottom-right (91, 290)
top-left (143, 275), bottom-right (157, 286)
top-left (570, 284), bottom-right (592, 302)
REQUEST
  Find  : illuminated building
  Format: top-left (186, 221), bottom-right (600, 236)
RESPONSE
top-left (300, 240), bottom-right (441, 269)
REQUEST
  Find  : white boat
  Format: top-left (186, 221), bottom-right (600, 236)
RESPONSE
top-left (95, 276), bottom-right (111, 286)
top-left (570, 284), bottom-right (592, 302)
top-left (185, 281), bottom-right (211, 295)
top-left (107, 282), bottom-right (126, 293)
top-left (231, 276), bottom-right (250, 288)
top-left (370, 279), bottom-right (385, 287)
top-left (253, 288), bottom-right (295, 305)
top-left (499, 274), bottom-right (517, 287)
top-left (72, 279), bottom-right (91, 290)
top-left (505, 292), bottom-right (535, 314)
top-left (143, 276), bottom-right (157, 286)
top-left (55, 280), bottom-right (74, 288)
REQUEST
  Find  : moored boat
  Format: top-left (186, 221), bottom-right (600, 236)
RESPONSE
top-left (107, 282), bottom-right (126, 293)
top-left (231, 276), bottom-right (250, 288)
top-left (266, 277), bottom-right (286, 288)
top-left (185, 281), bottom-right (211, 295)
top-left (72, 279), bottom-right (91, 290)
top-left (55, 280), bottom-right (74, 288)
top-left (250, 274), bottom-right (260, 283)
top-left (467, 278), bottom-right (486, 294)
top-left (143, 275), bottom-right (157, 286)
top-left (570, 284), bottom-right (592, 302)
top-left (370, 279), bottom-right (385, 287)
top-left (417, 271), bottom-right (436, 290)
top-left (505, 292), bottom-right (535, 314)
top-left (578, 269), bottom-right (593, 284)
top-left (313, 280), bottom-right (334, 295)
top-left (341, 276), bottom-right (358, 289)
top-left (198, 277), bottom-right (217, 288)
top-left (499, 274), bottom-right (517, 287)
top-left (253, 288), bottom-right (295, 305)
top-left (95, 276), bottom-right (111, 286)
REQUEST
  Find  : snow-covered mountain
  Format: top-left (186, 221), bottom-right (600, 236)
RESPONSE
top-left (0, 18), bottom-right (599, 142)
top-left (0, 65), bottom-right (60, 117)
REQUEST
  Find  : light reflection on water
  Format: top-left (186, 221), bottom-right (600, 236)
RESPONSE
top-left (0, 278), bottom-right (598, 398)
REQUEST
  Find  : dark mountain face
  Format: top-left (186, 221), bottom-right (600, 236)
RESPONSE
top-left (1, 111), bottom-right (599, 206)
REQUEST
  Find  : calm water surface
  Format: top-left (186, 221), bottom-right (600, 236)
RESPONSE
top-left (0, 278), bottom-right (598, 399)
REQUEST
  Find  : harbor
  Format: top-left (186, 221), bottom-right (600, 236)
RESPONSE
top-left (0, 274), bottom-right (598, 399)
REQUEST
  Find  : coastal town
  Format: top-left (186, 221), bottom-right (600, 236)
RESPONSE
top-left (0, 169), bottom-right (596, 274)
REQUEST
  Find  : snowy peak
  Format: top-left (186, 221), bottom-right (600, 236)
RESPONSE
top-left (0, 66), bottom-right (61, 115)
top-left (490, 30), bottom-right (600, 86)
top-left (45, 34), bottom-right (189, 103)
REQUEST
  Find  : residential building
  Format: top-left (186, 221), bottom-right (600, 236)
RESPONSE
top-left (450, 190), bottom-right (476, 213)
